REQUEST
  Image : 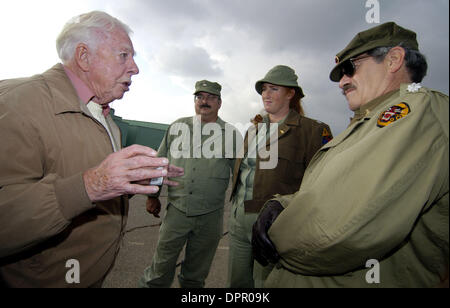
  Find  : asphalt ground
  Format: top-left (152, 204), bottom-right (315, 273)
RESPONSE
top-left (103, 184), bottom-right (232, 288)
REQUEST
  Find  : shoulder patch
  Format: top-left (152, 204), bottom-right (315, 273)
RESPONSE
top-left (377, 103), bottom-right (411, 128)
top-left (322, 127), bottom-right (332, 144)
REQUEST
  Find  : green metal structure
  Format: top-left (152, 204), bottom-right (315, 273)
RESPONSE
top-left (111, 109), bottom-right (168, 150)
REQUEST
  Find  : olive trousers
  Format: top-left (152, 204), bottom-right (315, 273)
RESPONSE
top-left (227, 201), bottom-right (273, 288)
top-left (139, 204), bottom-right (223, 288)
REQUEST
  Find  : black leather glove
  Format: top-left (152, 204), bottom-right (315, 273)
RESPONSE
top-left (252, 200), bottom-right (284, 266)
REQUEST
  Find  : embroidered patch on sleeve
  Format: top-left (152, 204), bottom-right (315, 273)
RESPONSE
top-left (377, 103), bottom-right (411, 128)
top-left (322, 127), bottom-right (333, 144)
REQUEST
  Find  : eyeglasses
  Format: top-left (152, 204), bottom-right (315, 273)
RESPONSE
top-left (340, 54), bottom-right (372, 79)
top-left (195, 94), bottom-right (219, 102)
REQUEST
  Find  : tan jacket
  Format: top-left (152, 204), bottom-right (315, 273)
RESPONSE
top-left (267, 85), bottom-right (449, 287)
top-left (231, 110), bottom-right (333, 213)
top-left (0, 64), bottom-right (128, 287)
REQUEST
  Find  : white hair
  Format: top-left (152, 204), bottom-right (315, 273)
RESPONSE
top-left (56, 11), bottom-right (133, 63)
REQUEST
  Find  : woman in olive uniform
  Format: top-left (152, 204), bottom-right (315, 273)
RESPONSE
top-left (227, 65), bottom-right (333, 287)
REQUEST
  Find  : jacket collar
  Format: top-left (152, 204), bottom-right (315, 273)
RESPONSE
top-left (41, 63), bottom-right (85, 115)
top-left (321, 89), bottom-right (400, 151)
top-left (215, 116), bottom-right (227, 130)
top-left (260, 109), bottom-right (300, 127)
top-left (284, 109), bottom-right (301, 126)
top-left (349, 89), bottom-right (399, 126)
top-left (242, 109), bottom-right (302, 152)
top-left (63, 66), bottom-right (95, 104)
top-left (269, 109), bottom-right (301, 144)
top-left (191, 115), bottom-right (227, 130)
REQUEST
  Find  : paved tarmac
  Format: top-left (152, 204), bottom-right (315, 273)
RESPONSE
top-left (103, 184), bottom-right (232, 288)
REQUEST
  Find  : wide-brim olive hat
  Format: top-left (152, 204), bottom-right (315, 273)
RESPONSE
top-left (255, 65), bottom-right (305, 98)
top-left (193, 80), bottom-right (222, 97)
top-left (330, 22), bottom-right (419, 82)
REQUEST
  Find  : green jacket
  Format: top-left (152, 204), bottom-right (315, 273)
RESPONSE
top-left (231, 110), bottom-right (332, 213)
top-left (158, 116), bottom-right (236, 216)
top-left (266, 84), bottom-right (449, 287)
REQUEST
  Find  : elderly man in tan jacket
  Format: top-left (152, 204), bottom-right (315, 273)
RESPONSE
top-left (0, 11), bottom-right (182, 287)
top-left (253, 22), bottom-right (449, 288)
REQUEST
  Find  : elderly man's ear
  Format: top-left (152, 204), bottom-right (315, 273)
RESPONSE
top-left (75, 43), bottom-right (90, 72)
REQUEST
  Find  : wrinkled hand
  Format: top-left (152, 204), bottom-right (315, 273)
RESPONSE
top-left (163, 164), bottom-right (184, 187)
top-left (252, 200), bottom-right (284, 266)
top-left (83, 145), bottom-right (169, 202)
top-left (146, 197), bottom-right (162, 218)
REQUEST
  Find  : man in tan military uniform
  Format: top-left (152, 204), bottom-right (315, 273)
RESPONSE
top-left (252, 22), bottom-right (449, 287)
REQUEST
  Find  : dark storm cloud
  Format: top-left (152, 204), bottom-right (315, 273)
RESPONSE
top-left (205, 0), bottom-right (449, 91)
top-left (209, 0), bottom-right (365, 53)
top-left (116, 0), bottom-right (448, 134)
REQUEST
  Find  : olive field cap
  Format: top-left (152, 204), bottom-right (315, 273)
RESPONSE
top-left (330, 22), bottom-right (419, 82)
top-left (255, 65), bottom-right (305, 98)
top-left (193, 80), bottom-right (222, 97)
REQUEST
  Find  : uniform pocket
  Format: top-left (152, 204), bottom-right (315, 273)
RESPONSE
top-left (277, 146), bottom-right (305, 183)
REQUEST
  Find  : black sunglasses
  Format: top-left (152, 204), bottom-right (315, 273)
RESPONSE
top-left (340, 54), bottom-right (372, 79)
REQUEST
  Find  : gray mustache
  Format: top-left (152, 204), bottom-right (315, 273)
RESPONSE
top-left (342, 84), bottom-right (356, 95)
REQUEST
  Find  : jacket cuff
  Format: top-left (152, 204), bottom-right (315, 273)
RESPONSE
top-left (271, 194), bottom-right (294, 209)
top-left (54, 172), bottom-right (95, 220)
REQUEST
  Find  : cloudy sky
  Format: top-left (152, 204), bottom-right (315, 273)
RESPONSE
top-left (1, 0), bottom-right (448, 136)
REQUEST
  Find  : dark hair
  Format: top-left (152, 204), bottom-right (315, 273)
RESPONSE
top-left (367, 44), bottom-right (428, 83)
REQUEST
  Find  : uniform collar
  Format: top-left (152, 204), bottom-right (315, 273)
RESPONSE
top-left (349, 89), bottom-right (399, 126)
top-left (215, 116), bottom-right (227, 130)
top-left (284, 109), bottom-right (301, 126)
top-left (261, 109), bottom-right (301, 127)
top-left (193, 115), bottom-right (227, 130)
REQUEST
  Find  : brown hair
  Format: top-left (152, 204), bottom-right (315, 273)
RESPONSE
top-left (290, 88), bottom-right (305, 116)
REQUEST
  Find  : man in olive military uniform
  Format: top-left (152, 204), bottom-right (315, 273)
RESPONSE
top-left (253, 22), bottom-right (449, 287)
top-left (139, 80), bottom-right (237, 288)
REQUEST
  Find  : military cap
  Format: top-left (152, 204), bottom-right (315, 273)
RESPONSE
top-left (255, 65), bottom-right (305, 98)
top-left (330, 22), bottom-right (419, 82)
top-left (193, 80), bottom-right (222, 97)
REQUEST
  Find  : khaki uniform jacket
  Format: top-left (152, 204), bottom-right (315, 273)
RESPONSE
top-left (157, 116), bottom-right (236, 216)
top-left (0, 64), bottom-right (128, 287)
top-left (231, 110), bottom-right (333, 213)
top-left (266, 84), bottom-right (449, 288)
